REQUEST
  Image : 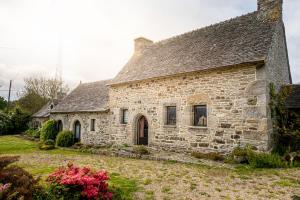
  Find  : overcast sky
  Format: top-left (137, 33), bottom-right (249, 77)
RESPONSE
top-left (0, 0), bottom-right (299, 100)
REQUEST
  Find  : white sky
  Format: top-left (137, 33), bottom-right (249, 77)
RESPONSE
top-left (0, 0), bottom-right (299, 100)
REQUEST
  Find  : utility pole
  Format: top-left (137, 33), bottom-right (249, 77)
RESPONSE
top-left (7, 80), bottom-right (12, 111)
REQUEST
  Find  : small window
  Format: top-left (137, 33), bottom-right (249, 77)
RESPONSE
top-left (166, 106), bottom-right (176, 125)
top-left (90, 119), bottom-right (95, 131)
top-left (122, 109), bottom-right (129, 124)
top-left (193, 105), bottom-right (207, 127)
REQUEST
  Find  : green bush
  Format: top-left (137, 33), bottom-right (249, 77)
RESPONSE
top-left (247, 151), bottom-right (287, 168)
top-left (0, 156), bottom-right (41, 200)
top-left (33, 129), bottom-right (41, 138)
top-left (229, 146), bottom-right (287, 168)
top-left (191, 151), bottom-right (224, 161)
top-left (40, 120), bottom-right (58, 141)
top-left (25, 128), bottom-right (40, 138)
top-left (56, 131), bottom-right (75, 147)
top-left (0, 111), bottom-right (12, 135)
top-left (133, 145), bottom-right (150, 155)
top-left (225, 146), bottom-right (251, 164)
top-left (9, 107), bottom-right (31, 134)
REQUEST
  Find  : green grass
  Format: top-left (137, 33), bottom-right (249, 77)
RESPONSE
top-left (109, 172), bottom-right (139, 200)
top-left (0, 135), bottom-right (139, 199)
top-left (273, 178), bottom-right (300, 188)
top-left (0, 135), bottom-right (37, 153)
top-left (1, 135), bottom-right (300, 200)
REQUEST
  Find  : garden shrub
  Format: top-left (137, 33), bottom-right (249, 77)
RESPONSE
top-left (33, 129), bottom-right (41, 138)
top-left (25, 128), bottom-right (41, 138)
top-left (133, 145), bottom-right (150, 155)
top-left (225, 146), bottom-right (253, 164)
top-left (9, 107), bottom-right (31, 134)
top-left (247, 150), bottom-right (287, 168)
top-left (47, 163), bottom-right (112, 200)
top-left (0, 156), bottom-right (19, 169)
top-left (0, 156), bottom-right (41, 200)
top-left (40, 120), bottom-right (58, 141)
top-left (228, 146), bottom-right (288, 168)
top-left (269, 83), bottom-right (300, 154)
top-left (191, 151), bottom-right (224, 161)
top-left (0, 111), bottom-right (12, 135)
top-left (56, 131), bottom-right (74, 147)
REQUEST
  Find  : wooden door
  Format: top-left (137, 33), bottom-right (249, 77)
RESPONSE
top-left (137, 116), bottom-right (148, 145)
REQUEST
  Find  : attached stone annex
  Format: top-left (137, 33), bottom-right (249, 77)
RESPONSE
top-left (34, 0), bottom-right (293, 153)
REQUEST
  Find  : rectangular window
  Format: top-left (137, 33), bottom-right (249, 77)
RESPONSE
top-left (193, 105), bottom-right (207, 127)
top-left (166, 106), bottom-right (176, 125)
top-left (122, 109), bottom-right (129, 124)
top-left (90, 119), bottom-right (95, 131)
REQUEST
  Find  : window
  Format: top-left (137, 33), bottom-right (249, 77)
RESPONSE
top-left (166, 106), bottom-right (176, 125)
top-left (90, 119), bottom-right (95, 131)
top-left (122, 109), bottom-right (129, 124)
top-left (193, 105), bottom-right (207, 127)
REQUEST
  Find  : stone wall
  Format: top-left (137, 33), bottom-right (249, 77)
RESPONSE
top-left (265, 21), bottom-right (291, 88)
top-left (264, 20), bottom-right (291, 148)
top-left (109, 65), bottom-right (269, 153)
top-left (50, 112), bottom-right (111, 145)
top-left (31, 117), bottom-right (49, 129)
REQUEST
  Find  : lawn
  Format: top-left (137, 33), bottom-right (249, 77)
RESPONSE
top-left (1, 135), bottom-right (300, 200)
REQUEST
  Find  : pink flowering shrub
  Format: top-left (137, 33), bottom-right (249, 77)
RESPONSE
top-left (47, 163), bottom-right (112, 200)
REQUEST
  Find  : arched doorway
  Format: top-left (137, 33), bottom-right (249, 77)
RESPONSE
top-left (137, 116), bottom-right (148, 145)
top-left (74, 120), bottom-right (81, 142)
top-left (57, 120), bottom-right (63, 132)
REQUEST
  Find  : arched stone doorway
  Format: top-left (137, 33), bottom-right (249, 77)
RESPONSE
top-left (57, 120), bottom-right (63, 132)
top-left (74, 120), bottom-right (81, 142)
top-left (136, 116), bottom-right (148, 145)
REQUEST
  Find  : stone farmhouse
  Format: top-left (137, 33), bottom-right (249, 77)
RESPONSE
top-left (34, 0), bottom-right (293, 153)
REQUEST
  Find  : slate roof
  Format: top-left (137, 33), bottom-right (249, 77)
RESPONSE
top-left (32, 99), bottom-right (60, 118)
top-left (285, 85), bottom-right (300, 109)
top-left (32, 102), bottom-right (51, 118)
top-left (110, 11), bottom-right (278, 85)
top-left (51, 80), bottom-right (111, 113)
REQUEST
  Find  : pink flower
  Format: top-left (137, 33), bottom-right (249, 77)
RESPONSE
top-left (47, 164), bottom-right (112, 200)
top-left (0, 183), bottom-right (11, 193)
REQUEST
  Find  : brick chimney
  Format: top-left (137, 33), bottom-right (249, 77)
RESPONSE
top-left (134, 37), bottom-right (153, 53)
top-left (257, 0), bottom-right (283, 21)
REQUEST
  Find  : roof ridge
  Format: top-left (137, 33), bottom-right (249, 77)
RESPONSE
top-left (150, 11), bottom-right (258, 47)
top-left (80, 79), bottom-right (112, 86)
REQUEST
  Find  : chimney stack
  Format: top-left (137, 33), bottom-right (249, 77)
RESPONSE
top-left (134, 37), bottom-right (153, 54)
top-left (257, 0), bottom-right (283, 21)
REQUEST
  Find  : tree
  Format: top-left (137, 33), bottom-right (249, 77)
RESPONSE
top-left (9, 107), bottom-right (31, 134)
top-left (0, 111), bottom-right (12, 135)
top-left (23, 76), bottom-right (69, 100)
top-left (17, 75), bottom-right (69, 114)
top-left (17, 91), bottom-right (48, 114)
top-left (0, 96), bottom-right (7, 110)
